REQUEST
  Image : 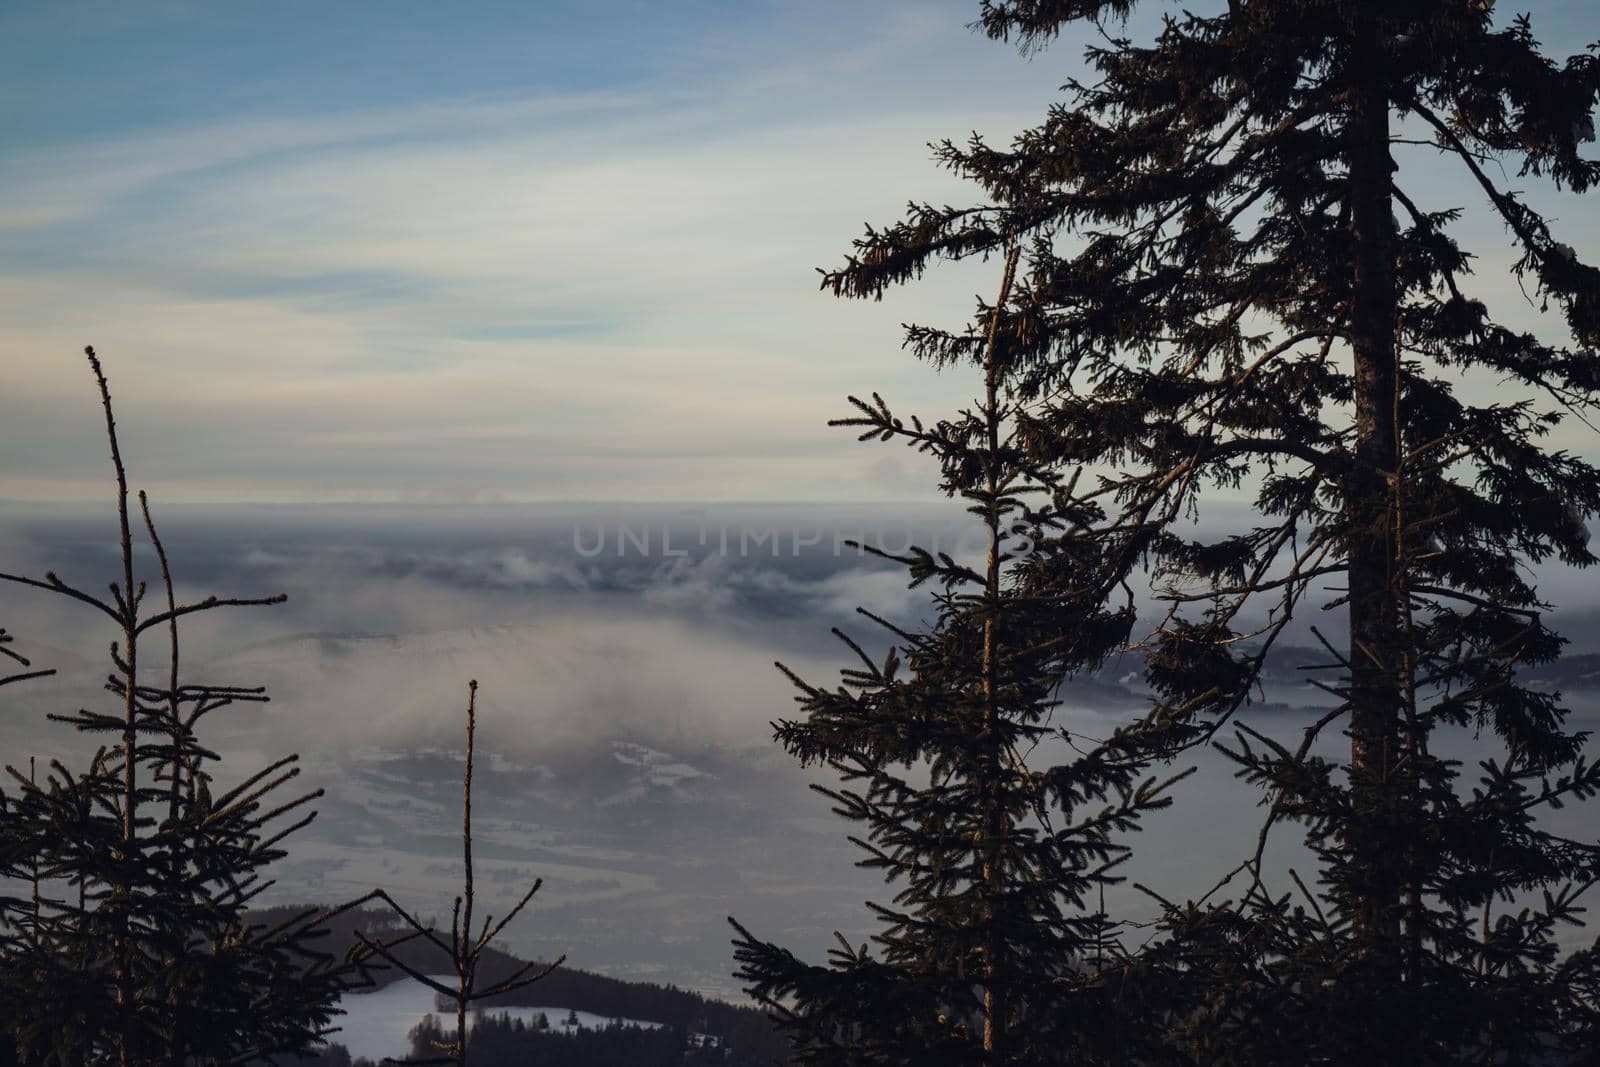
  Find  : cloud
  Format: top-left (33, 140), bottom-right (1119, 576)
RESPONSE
top-left (7, 504), bottom-right (1600, 990)
top-left (0, 89), bottom-right (666, 232)
top-left (0, 2), bottom-right (1076, 504)
top-left (2, 0), bottom-right (1594, 510)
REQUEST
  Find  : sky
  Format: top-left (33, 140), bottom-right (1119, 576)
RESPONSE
top-left (2, 0), bottom-right (1594, 505)
top-left (0, 0), bottom-right (1075, 504)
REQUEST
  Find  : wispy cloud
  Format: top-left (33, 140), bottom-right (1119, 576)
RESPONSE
top-left (0, 2), bottom-right (1072, 502)
top-left (1, 1), bottom-right (1593, 502)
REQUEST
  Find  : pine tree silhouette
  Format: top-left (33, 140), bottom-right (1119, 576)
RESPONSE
top-left (0, 348), bottom-right (382, 1064)
top-left (817, 2), bottom-right (1600, 1062)
top-left (731, 249), bottom-right (1193, 1066)
top-left (0, 630), bottom-right (53, 692)
top-left (360, 680), bottom-right (564, 1066)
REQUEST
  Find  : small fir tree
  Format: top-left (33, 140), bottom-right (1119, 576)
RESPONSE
top-left (731, 250), bottom-right (1192, 1066)
top-left (0, 348), bottom-right (379, 1064)
top-left (360, 680), bottom-right (564, 1067)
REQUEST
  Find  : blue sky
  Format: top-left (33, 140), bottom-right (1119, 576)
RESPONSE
top-left (0, 1), bottom-right (1595, 503)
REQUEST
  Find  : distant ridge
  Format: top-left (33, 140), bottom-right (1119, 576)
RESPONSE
top-left (252, 905), bottom-right (787, 1063)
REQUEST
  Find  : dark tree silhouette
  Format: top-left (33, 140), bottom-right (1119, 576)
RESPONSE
top-left (0, 631), bottom-right (53, 692)
top-left (731, 250), bottom-right (1193, 1066)
top-left (0, 347), bottom-right (381, 1064)
top-left (360, 680), bottom-right (563, 1066)
top-left (818, 2), bottom-right (1600, 1063)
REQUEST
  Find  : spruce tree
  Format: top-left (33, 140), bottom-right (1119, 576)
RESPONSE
top-left (818, 1), bottom-right (1600, 1062)
top-left (731, 249), bottom-right (1192, 1066)
top-left (359, 679), bottom-right (564, 1067)
top-left (0, 348), bottom-right (377, 1064)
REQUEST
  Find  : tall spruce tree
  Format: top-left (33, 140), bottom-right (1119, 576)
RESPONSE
top-left (0, 348), bottom-right (378, 1064)
top-left (731, 249), bottom-right (1192, 1066)
top-left (816, 1), bottom-right (1600, 1063)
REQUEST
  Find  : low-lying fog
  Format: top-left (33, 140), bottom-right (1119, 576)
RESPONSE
top-left (4, 503), bottom-right (1598, 999)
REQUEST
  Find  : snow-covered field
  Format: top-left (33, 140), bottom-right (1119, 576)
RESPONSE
top-left (330, 975), bottom-right (662, 1063)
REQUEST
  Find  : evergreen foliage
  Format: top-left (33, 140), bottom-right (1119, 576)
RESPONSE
top-left (255, 901), bottom-right (777, 1045)
top-left (250, 906), bottom-right (787, 1067)
top-left (814, 1), bottom-right (1600, 1062)
top-left (0, 349), bottom-right (378, 1064)
top-left (731, 249), bottom-right (1193, 1065)
top-left (403, 1013), bottom-right (750, 1067)
top-left (0, 630), bottom-right (53, 692)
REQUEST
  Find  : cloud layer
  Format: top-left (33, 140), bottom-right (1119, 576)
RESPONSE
top-left (0, 1), bottom-right (1082, 502)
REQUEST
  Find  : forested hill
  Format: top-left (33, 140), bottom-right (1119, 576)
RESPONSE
top-left (254, 906), bottom-right (788, 1061)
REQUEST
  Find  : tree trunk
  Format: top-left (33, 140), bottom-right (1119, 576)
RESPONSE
top-left (1345, 3), bottom-right (1403, 981)
top-left (980, 249), bottom-right (1019, 1065)
top-left (456, 681), bottom-right (478, 1067)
